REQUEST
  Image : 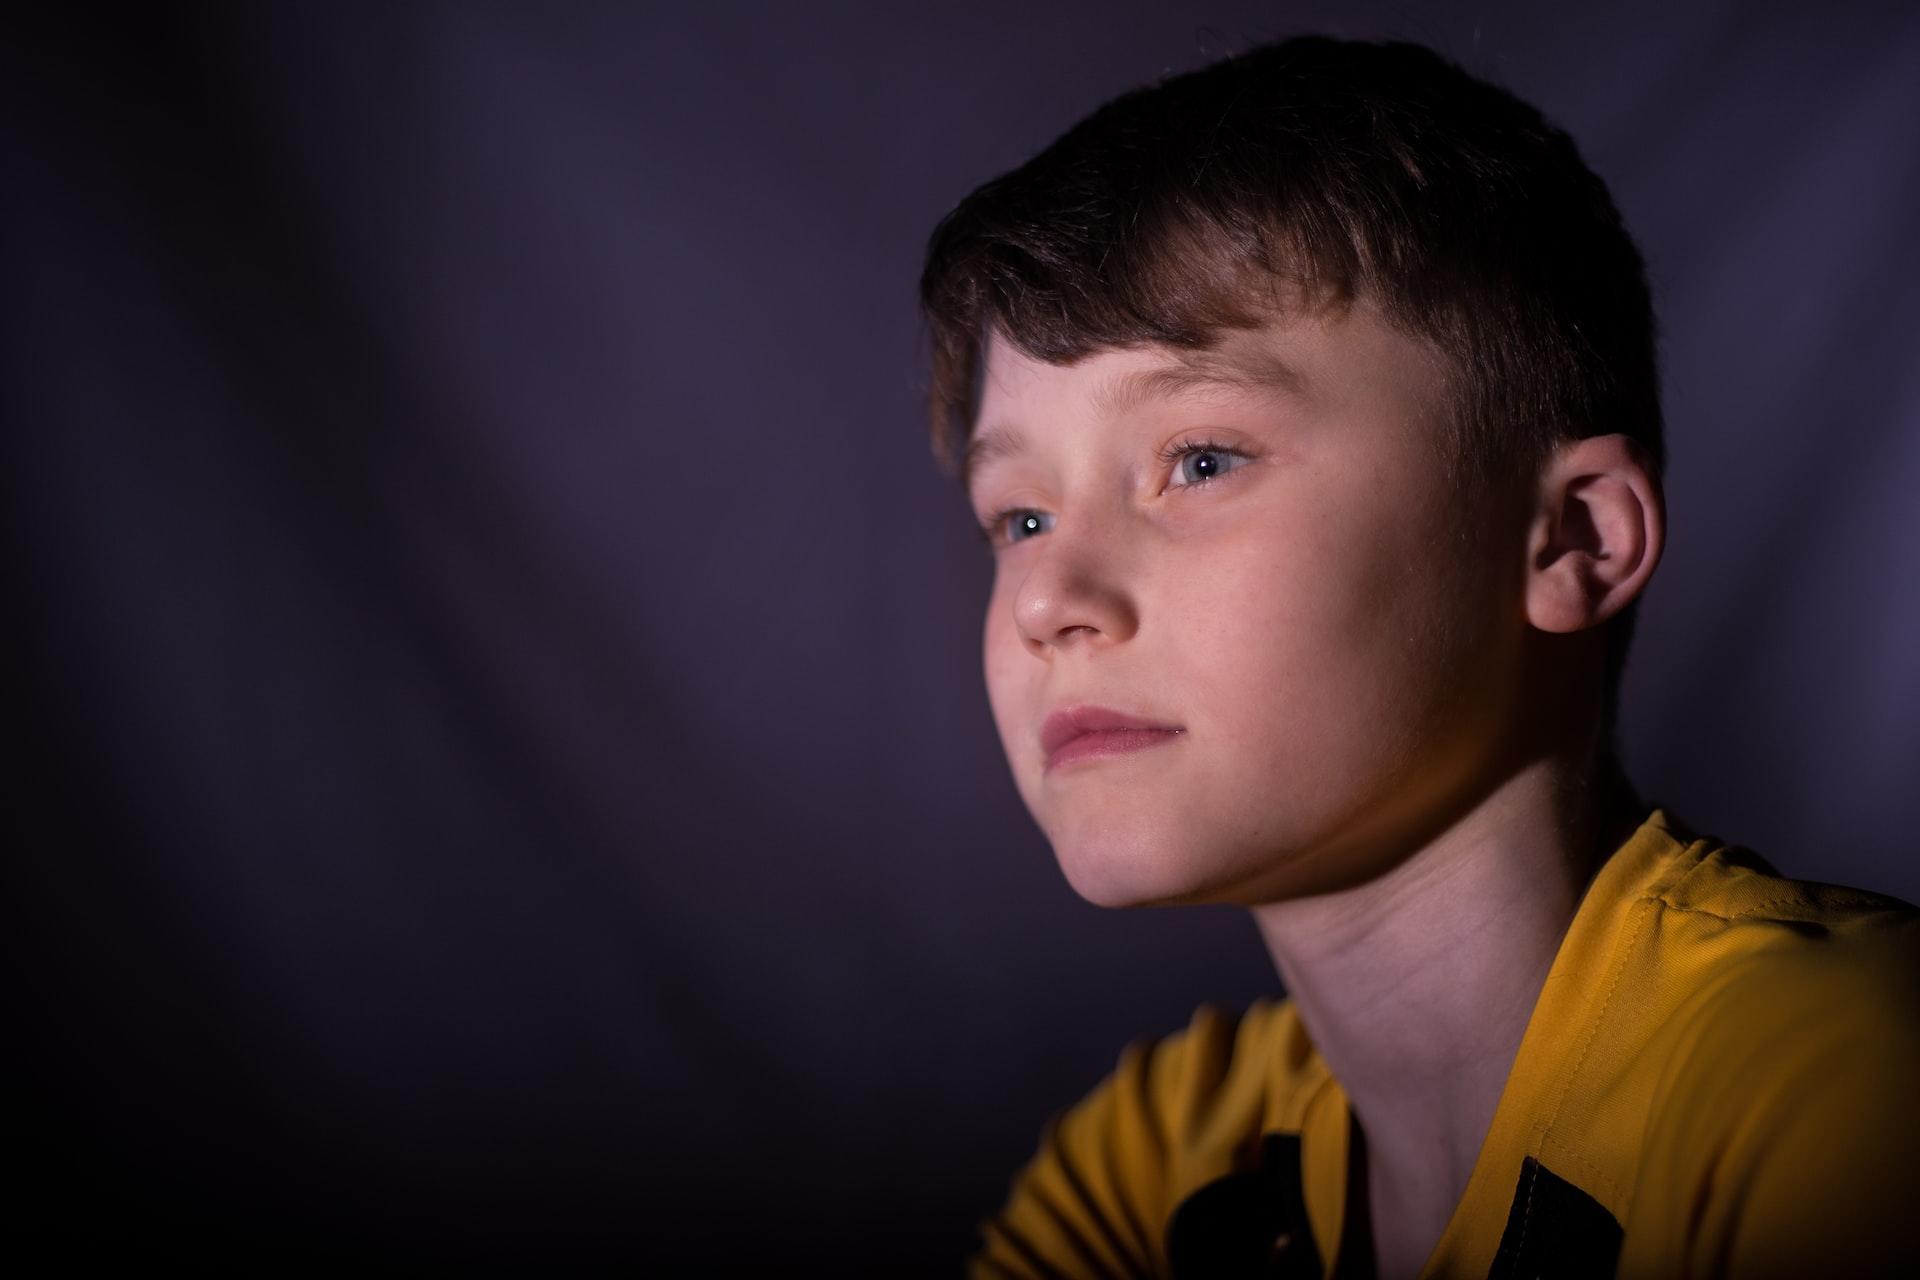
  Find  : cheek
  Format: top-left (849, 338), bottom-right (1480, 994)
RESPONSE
top-left (980, 587), bottom-right (1033, 770)
top-left (1176, 491), bottom-right (1466, 796)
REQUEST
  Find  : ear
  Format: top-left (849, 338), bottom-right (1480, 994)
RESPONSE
top-left (1525, 434), bottom-right (1665, 634)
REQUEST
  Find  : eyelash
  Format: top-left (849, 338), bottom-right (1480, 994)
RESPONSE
top-left (975, 438), bottom-right (1251, 546)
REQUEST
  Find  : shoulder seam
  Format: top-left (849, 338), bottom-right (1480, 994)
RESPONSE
top-left (1642, 890), bottom-right (1907, 924)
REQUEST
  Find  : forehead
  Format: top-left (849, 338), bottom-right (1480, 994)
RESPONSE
top-left (964, 300), bottom-right (1449, 494)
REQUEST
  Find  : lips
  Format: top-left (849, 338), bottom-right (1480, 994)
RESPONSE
top-left (1040, 704), bottom-right (1185, 771)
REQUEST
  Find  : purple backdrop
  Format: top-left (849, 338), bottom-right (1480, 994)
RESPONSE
top-left (6, 1), bottom-right (1918, 1267)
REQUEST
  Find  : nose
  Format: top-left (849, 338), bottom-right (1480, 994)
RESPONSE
top-left (1010, 524), bottom-right (1140, 655)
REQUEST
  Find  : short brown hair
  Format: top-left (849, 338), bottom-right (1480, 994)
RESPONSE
top-left (919, 34), bottom-right (1663, 738)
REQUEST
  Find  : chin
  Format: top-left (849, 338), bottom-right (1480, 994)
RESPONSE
top-left (1048, 812), bottom-right (1328, 908)
top-left (1055, 857), bottom-right (1162, 909)
top-left (1049, 828), bottom-right (1238, 909)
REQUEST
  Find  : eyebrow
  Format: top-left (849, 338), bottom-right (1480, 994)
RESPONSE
top-left (961, 351), bottom-right (1307, 495)
top-left (1097, 352), bottom-right (1307, 418)
top-left (961, 423), bottom-right (1028, 496)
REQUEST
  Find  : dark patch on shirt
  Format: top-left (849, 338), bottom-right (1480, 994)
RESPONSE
top-left (1487, 1155), bottom-right (1623, 1279)
top-left (1167, 1132), bottom-right (1324, 1280)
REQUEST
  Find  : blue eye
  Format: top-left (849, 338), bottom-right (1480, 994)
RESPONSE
top-left (1166, 442), bottom-right (1251, 486)
top-left (984, 509), bottom-right (1054, 546)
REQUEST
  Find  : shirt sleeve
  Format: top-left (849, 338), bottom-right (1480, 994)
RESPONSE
top-left (966, 1035), bottom-right (1175, 1280)
top-left (1621, 932), bottom-right (1920, 1278)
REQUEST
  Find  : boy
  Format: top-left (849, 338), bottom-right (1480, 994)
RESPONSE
top-left (919, 36), bottom-right (1919, 1280)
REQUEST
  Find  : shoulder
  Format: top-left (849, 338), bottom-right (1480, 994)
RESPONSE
top-left (1108, 996), bottom-right (1322, 1136)
top-left (1618, 832), bottom-right (1920, 1274)
top-left (1634, 828), bottom-right (1920, 1133)
top-left (1639, 832), bottom-right (1920, 1050)
top-left (969, 998), bottom-right (1321, 1279)
top-left (1642, 891), bottom-right (1920, 1145)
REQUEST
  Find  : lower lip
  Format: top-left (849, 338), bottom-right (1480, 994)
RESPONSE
top-left (1046, 728), bottom-right (1184, 772)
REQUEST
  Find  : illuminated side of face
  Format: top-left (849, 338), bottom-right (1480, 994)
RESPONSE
top-left (968, 301), bottom-right (1528, 908)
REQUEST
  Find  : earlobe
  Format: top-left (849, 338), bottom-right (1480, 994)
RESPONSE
top-left (1524, 434), bottom-right (1665, 635)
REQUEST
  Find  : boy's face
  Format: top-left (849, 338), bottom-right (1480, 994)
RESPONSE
top-left (969, 301), bottom-right (1528, 908)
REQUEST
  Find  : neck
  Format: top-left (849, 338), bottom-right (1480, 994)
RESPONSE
top-left (1248, 752), bottom-right (1641, 1240)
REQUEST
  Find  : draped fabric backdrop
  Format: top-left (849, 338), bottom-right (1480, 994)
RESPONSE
top-left (6, 1), bottom-right (1918, 1268)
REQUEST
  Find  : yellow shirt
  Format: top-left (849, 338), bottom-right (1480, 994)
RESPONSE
top-left (968, 808), bottom-right (1920, 1278)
